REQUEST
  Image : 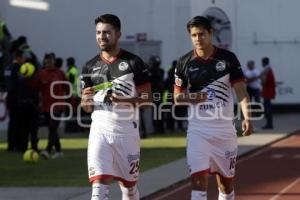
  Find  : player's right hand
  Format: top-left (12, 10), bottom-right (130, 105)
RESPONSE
top-left (81, 87), bottom-right (95, 102)
top-left (242, 120), bottom-right (253, 136)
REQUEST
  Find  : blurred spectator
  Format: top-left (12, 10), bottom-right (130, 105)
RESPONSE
top-left (18, 61), bottom-right (39, 152)
top-left (261, 57), bottom-right (276, 129)
top-left (65, 57), bottom-right (80, 132)
top-left (0, 20), bottom-right (12, 46)
top-left (244, 60), bottom-right (261, 103)
top-left (15, 36), bottom-right (40, 68)
top-left (244, 60), bottom-right (261, 119)
top-left (148, 55), bottom-right (164, 133)
top-left (55, 57), bottom-right (63, 69)
top-left (163, 60), bottom-right (188, 133)
top-left (163, 60), bottom-right (177, 133)
top-left (0, 20), bottom-right (12, 90)
top-left (3, 50), bottom-right (25, 152)
top-left (32, 53), bottom-right (68, 159)
top-left (41, 52), bottom-right (56, 68)
top-left (139, 63), bottom-right (154, 138)
top-left (66, 57), bottom-right (79, 111)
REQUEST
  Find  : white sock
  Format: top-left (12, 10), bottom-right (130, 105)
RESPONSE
top-left (218, 189), bottom-right (234, 200)
top-left (191, 190), bottom-right (207, 200)
top-left (120, 185), bottom-right (139, 200)
top-left (91, 182), bottom-right (110, 200)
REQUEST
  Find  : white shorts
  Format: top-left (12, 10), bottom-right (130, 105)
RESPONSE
top-left (87, 124), bottom-right (140, 185)
top-left (187, 133), bottom-right (238, 179)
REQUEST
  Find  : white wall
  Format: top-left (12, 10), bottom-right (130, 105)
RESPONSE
top-left (150, 0), bottom-right (192, 69)
top-left (190, 0), bottom-right (300, 104)
top-left (0, 0), bottom-right (193, 132)
top-left (1, 0), bottom-right (191, 70)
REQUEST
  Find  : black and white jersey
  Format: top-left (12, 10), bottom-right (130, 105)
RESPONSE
top-left (81, 49), bottom-right (150, 135)
top-left (175, 47), bottom-right (245, 138)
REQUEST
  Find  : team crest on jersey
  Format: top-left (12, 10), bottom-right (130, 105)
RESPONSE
top-left (207, 88), bottom-right (216, 100)
top-left (119, 62), bottom-right (129, 71)
top-left (216, 60), bottom-right (226, 71)
top-left (175, 77), bottom-right (183, 86)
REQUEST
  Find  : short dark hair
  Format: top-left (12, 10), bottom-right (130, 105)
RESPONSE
top-left (44, 53), bottom-right (55, 60)
top-left (18, 36), bottom-right (27, 44)
top-left (94, 14), bottom-right (121, 31)
top-left (67, 57), bottom-right (75, 66)
top-left (55, 57), bottom-right (63, 68)
top-left (262, 57), bottom-right (269, 65)
top-left (247, 60), bottom-right (255, 66)
top-left (186, 16), bottom-right (212, 33)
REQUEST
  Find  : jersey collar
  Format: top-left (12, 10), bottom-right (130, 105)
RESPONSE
top-left (100, 49), bottom-right (123, 64)
top-left (194, 46), bottom-right (217, 63)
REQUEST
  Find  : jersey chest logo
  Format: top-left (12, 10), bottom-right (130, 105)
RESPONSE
top-left (216, 60), bottom-right (226, 71)
top-left (119, 62), bottom-right (129, 71)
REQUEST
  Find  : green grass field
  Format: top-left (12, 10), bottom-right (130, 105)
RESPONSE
top-left (0, 133), bottom-right (186, 186)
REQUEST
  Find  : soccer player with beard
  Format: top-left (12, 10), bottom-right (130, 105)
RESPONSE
top-left (174, 16), bottom-right (253, 200)
top-left (80, 14), bottom-right (152, 200)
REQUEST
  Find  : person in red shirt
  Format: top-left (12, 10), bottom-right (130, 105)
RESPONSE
top-left (32, 53), bottom-right (68, 159)
top-left (261, 57), bottom-right (276, 129)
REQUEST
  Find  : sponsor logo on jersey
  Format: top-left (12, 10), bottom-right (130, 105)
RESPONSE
top-left (175, 77), bottom-right (183, 86)
top-left (216, 61), bottom-right (226, 71)
top-left (189, 67), bottom-right (200, 72)
top-left (199, 104), bottom-right (215, 110)
top-left (92, 66), bottom-right (101, 71)
top-left (119, 62), bottom-right (129, 71)
top-left (198, 101), bottom-right (226, 110)
top-left (207, 88), bottom-right (216, 100)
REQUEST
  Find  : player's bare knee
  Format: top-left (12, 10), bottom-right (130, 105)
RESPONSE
top-left (119, 183), bottom-right (139, 200)
top-left (217, 177), bottom-right (234, 194)
top-left (219, 184), bottom-right (233, 194)
top-left (119, 180), bottom-right (136, 188)
top-left (191, 175), bottom-right (208, 191)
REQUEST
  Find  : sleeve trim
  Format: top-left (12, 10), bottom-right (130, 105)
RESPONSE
top-left (136, 82), bottom-right (151, 91)
top-left (230, 78), bottom-right (246, 86)
top-left (174, 85), bottom-right (186, 93)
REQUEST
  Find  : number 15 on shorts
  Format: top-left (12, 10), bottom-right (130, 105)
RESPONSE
top-left (229, 156), bottom-right (236, 170)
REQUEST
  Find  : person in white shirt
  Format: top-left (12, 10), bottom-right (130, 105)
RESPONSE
top-left (244, 60), bottom-right (261, 103)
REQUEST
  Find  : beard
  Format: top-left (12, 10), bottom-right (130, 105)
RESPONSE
top-left (98, 41), bottom-right (117, 52)
top-left (100, 44), bottom-right (112, 52)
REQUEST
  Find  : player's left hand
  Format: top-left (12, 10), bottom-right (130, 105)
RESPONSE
top-left (110, 92), bottom-right (120, 103)
top-left (111, 93), bottom-right (138, 107)
top-left (242, 120), bottom-right (253, 136)
top-left (110, 92), bottom-right (130, 104)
